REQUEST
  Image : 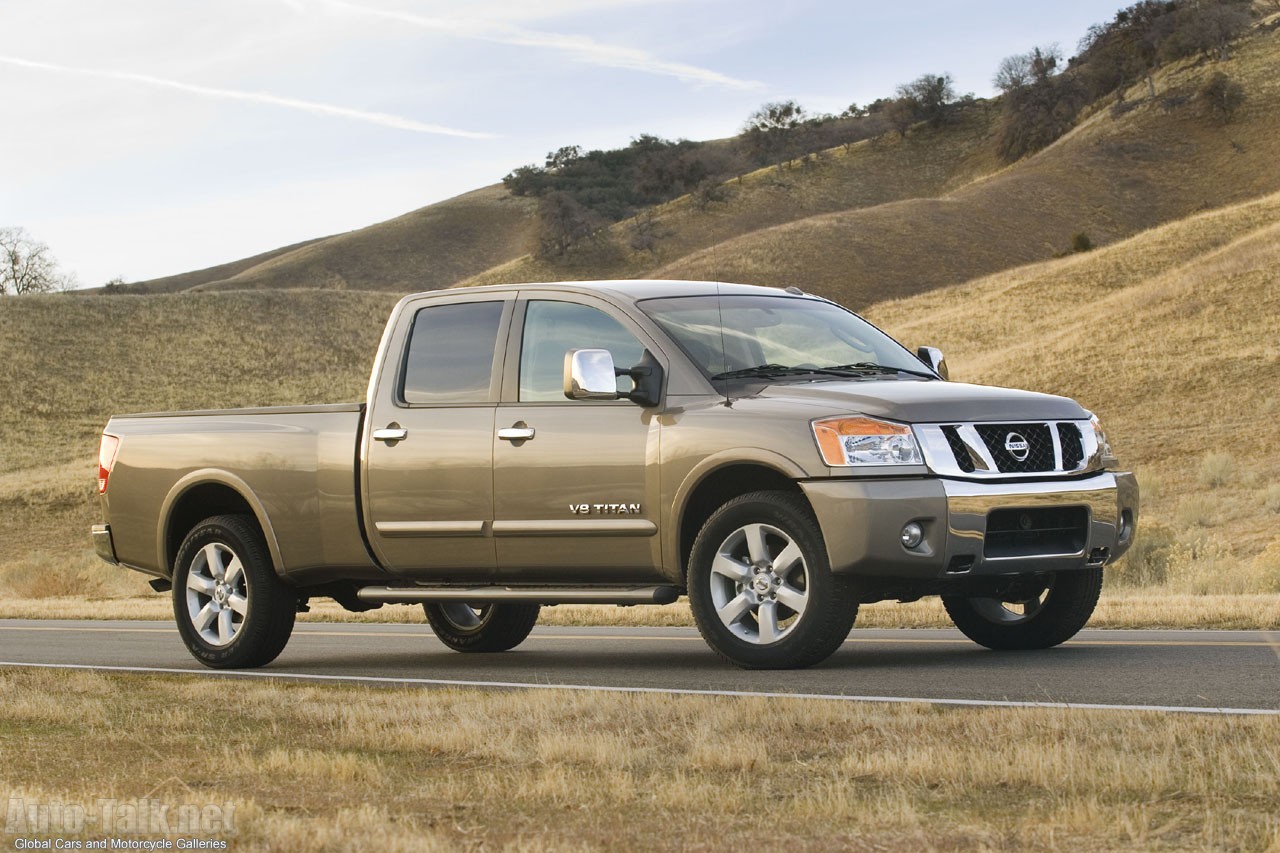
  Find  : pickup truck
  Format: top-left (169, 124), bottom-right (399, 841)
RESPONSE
top-left (92, 280), bottom-right (1138, 670)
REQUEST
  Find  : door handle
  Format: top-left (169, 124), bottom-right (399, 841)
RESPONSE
top-left (497, 424), bottom-right (536, 442)
top-left (373, 426), bottom-right (408, 443)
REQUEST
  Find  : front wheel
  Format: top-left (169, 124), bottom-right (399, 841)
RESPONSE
top-left (688, 491), bottom-right (858, 669)
top-left (423, 602), bottom-right (540, 652)
top-left (172, 514), bottom-right (297, 669)
top-left (942, 568), bottom-right (1102, 650)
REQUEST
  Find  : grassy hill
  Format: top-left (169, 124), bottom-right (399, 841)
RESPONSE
top-left (463, 103), bottom-right (1003, 288)
top-left (867, 189), bottom-right (1280, 591)
top-left (128, 185), bottom-right (537, 294)
top-left (467, 22), bottom-right (1280, 312)
top-left (117, 237), bottom-right (328, 294)
top-left (0, 290), bottom-right (399, 592)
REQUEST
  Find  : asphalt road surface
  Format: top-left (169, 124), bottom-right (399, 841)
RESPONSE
top-left (2, 619), bottom-right (1278, 714)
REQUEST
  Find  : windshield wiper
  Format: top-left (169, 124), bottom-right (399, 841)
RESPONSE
top-left (822, 362), bottom-right (939, 380)
top-left (710, 363), bottom-right (858, 381)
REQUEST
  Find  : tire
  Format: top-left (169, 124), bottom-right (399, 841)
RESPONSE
top-left (687, 491), bottom-right (858, 669)
top-left (172, 514), bottom-right (297, 669)
top-left (942, 568), bottom-right (1103, 651)
top-left (423, 602), bottom-right (541, 652)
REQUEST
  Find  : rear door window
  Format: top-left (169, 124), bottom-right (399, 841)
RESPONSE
top-left (401, 301), bottom-right (504, 404)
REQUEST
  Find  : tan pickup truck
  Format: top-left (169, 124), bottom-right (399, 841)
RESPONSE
top-left (92, 280), bottom-right (1138, 669)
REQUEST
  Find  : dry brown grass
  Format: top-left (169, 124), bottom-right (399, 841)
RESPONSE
top-left (0, 289), bottom-right (397, 571)
top-left (463, 104), bottom-right (1001, 291)
top-left (466, 23), bottom-right (1280, 315)
top-left (655, 29), bottom-right (1280, 309)
top-left (128, 184), bottom-right (537, 294)
top-left (1, 668), bottom-right (1277, 850)
top-left (869, 187), bottom-right (1280, 591)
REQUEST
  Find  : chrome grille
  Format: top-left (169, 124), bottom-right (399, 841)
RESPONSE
top-left (941, 425), bottom-right (976, 473)
top-left (1058, 423), bottom-right (1084, 470)
top-left (974, 423), bottom-right (1055, 473)
top-left (914, 419), bottom-right (1098, 479)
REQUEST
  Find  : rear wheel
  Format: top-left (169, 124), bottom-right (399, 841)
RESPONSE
top-left (688, 491), bottom-right (858, 669)
top-left (423, 602), bottom-right (540, 652)
top-left (942, 568), bottom-right (1102, 650)
top-left (172, 514), bottom-right (296, 669)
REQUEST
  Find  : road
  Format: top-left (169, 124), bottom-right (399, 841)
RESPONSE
top-left (2, 619), bottom-right (1278, 713)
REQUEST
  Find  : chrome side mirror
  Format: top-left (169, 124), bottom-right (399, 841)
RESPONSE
top-left (564, 349), bottom-right (620, 400)
top-left (916, 346), bottom-right (949, 380)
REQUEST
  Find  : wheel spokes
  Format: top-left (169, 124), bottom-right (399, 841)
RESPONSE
top-left (718, 591), bottom-right (753, 626)
top-left (772, 542), bottom-right (802, 578)
top-left (227, 593), bottom-right (249, 617)
top-left (757, 600), bottom-right (780, 643)
top-left (711, 553), bottom-right (752, 583)
top-left (186, 571), bottom-right (215, 595)
top-left (202, 543), bottom-right (225, 579)
top-left (192, 602), bottom-right (218, 633)
top-left (224, 556), bottom-right (245, 587)
top-left (743, 524), bottom-right (770, 565)
top-left (217, 609), bottom-right (235, 644)
top-left (775, 582), bottom-right (807, 614)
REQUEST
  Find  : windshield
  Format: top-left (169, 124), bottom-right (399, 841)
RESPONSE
top-left (638, 294), bottom-right (933, 381)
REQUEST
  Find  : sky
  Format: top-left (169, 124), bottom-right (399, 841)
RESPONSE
top-left (0, 0), bottom-right (1131, 288)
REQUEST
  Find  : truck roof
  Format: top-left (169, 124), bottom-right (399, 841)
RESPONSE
top-left (427, 279), bottom-right (804, 303)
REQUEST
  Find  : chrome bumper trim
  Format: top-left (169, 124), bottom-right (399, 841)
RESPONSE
top-left (91, 523), bottom-right (118, 565)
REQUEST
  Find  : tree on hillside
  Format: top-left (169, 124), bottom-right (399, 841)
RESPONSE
top-left (993, 45), bottom-right (1087, 162)
top-left (895, 73), bottom-right (958, 128)
top-left (533, 192), bottom-right (603, 260)
top-left (1, 227), bottom-right (74, 295)
top-left (1159, 0), bottom-right (1253, 61)
top-left (994, 45), bottom-right (1062, 93)
top-left (1199, 71), bottom-right (1246, 122)
top-left (741, 100), bottom-right (807, 165)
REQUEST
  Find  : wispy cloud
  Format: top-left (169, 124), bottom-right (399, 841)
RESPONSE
top-left (0, 55), bottom-right (496, 138)
top-left (322, 0), bottom-right (764, 91)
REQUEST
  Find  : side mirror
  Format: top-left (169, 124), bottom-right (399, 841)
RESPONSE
top-left (564, 349), bottom-right (620, 400)
top-left (564, 348), bottom-right (666, 407)
top-left (916, 346), bottom-right (949, 380)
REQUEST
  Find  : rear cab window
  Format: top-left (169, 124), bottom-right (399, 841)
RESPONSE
top-left (401, 301), bottom-right (506, 404)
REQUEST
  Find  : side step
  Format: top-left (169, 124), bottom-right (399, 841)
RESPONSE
top-left (355, 584), bottom-right (681, 606)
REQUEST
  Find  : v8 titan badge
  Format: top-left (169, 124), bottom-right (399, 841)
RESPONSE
top-left (570, 502), bottom-right (643, 515)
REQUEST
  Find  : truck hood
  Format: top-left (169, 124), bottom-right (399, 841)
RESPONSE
top-left (750, 379), bottom-right (1088, 423)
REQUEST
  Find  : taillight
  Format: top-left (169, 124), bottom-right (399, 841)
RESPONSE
top-left (98, 434), bottom-right (120, 495)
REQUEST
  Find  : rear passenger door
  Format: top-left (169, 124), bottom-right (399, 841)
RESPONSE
top-left (363, 293), bottom-right (513, 577)
top-left (491, 294), bottom-right (664, 583)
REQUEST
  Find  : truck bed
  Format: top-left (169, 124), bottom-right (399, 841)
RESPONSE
top-left (103, 403), bottom-right (379, 583)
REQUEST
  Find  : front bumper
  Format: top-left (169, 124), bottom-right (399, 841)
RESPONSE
top-left (801, 471), bottom-right (1138, 579)
top-left (91, 523), bottom-right (119, 565)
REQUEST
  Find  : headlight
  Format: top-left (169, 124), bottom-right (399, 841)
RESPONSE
top-left (1090, 413), bottom-right (1115, 460)
top-left (812, 416), bottom-right (923, 466)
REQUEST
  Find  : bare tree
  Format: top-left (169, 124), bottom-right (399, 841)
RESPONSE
top-left (993, 46), bottom-right (1062, 93)
top-left (1199, 72), bottom-right (1246, 123)
top-left (533, 192), bottom-right (602, 260)
top-left (1, 227), bottom-right (73, 294)
top-left (895, 73), bottom-right (958, 128)
top-left (740, 100), bottom-right (807, 165)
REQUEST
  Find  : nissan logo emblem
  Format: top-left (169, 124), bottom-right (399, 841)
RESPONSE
top-left (1004, 432), bottom-right (1030, 461)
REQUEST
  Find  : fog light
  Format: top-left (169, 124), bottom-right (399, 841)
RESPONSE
top-left (900, 522), bottom-right (924, 549)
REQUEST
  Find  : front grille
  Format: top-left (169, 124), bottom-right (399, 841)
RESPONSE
top-left (1058, 423), bottom-right (1084, 470)
top-left (985, 507), bottom-right (1089, 558)
top-left (974, 423), bottom-right (1055, 473)
top-left (941, 426), bottom-right (976, 473)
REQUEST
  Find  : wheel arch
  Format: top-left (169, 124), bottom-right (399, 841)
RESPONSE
top-left (158, 470), bottom-right (285, 580)
top-left (671, 451), bottom-right (812, 581)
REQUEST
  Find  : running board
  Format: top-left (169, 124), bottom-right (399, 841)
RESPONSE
top-left (355, 585), bottom-right (681, 606)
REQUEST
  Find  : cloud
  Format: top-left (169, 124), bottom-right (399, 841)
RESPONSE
top-left (322, 0), bottom-right (764, 90)
top-left (0, 55), bottom-right (496, 138)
